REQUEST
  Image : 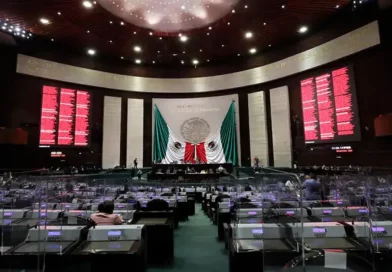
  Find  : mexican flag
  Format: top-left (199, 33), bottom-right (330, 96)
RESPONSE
top-left (153, 102), bottom-right (238, 165)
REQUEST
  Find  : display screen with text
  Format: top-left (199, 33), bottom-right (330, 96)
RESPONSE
top-left (300, 66), bottom-right (361, 144)
top-left (39, 85), bottom-right (91, 147)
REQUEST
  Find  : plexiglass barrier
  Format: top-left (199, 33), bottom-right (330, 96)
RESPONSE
top-left (1, 170), bottom-right (392, 271)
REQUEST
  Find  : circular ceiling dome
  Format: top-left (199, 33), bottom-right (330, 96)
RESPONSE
top-left (96, 0), bottom-right (241, 33)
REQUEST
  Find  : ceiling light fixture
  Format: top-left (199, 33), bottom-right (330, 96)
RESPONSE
top-left (192, 59), bottom-right (199, 65)
top-left (57, 12), bottom-right (62, 15)
top-left (83, 1), bottom-right (93, 9)
top-left (335, 5), bottom-right (340, 8)
top-left (245, 32), bottom-right (253, 39)
top-left (281, 5), bottom-right (285, 9)
top-left (232, 9), bottom-right (235, 13)
top-left (135, 59), bottom-right (142, 64)
top-left (245, 5), bottom-right (248, 8)
top-left (134, 46), bottom-right (142, 52)
top-left (181, 60), bottom-right (185, 64)
top-left (263, 22), bottom-right (267, 26)
top-left (152, 61), bottom-right (155, 64)
top-left (227, 22), bottom-right (231, 25)
top-left (180, 35), bottom-right (188, 42)
top-left (39, 18), bottom-right (50, 25)
top-left (121, 56), bottom-right (124, 59)
top-left (298, 26), bottom-right (308, 33)
top-left (87, 30), bottom-right (90, 33)
top-left (249, 48), bottom-right (257, 54)
top-left (208, 26), bottom-right (212, 30)
top-left (237, 54), bottom-right (240, 56)
top-left (149, 32), bottom-right (153, 36)
top-left (87, 49), bottom-right (96, 56)
top-left (120, 21), bottom-right (125, 25)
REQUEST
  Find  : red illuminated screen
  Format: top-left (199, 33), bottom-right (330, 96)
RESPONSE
top-left (300, 66), bottom-right (360, 144)
top-left (39, 86), bottom-right (91, 146)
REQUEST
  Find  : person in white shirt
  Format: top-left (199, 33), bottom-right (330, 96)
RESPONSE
top-left (217, 165), bottom-right (224, 173)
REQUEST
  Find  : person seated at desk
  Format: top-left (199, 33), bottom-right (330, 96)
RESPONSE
top-left (200, 169), bottom-right (206, 174)
top-left (91, 201), bottom-right (124, 225)
top-left (302, 173), bottom-right (321, 200)
top-left (137, 169), bottom-right (142, 180)
top-left (217, 165), bottom-right (224, 173)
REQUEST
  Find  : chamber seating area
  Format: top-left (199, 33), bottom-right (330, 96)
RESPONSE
top-left (0, 171), bottom-right (391, 271)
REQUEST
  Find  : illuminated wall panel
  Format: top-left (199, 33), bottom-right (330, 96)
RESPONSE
top-left (102, 96), bottom-right (122, 169)
top-left (270, 86), bottom-right (292, 167)
top-left (127, 99), bottom-right (144, 168)
top-left (248, 91), bottom-right (269, 166)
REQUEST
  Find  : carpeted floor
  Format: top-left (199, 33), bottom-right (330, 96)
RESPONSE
top-left (148, 204), bottom-right (228, 272)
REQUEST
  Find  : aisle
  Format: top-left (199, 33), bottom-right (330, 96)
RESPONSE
top-left (148, 204), bottom-right (228, 272)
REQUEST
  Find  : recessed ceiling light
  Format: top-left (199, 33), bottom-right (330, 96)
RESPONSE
top-left (152, 61), bottom-right (155, 64)
top-left (134, 46), bottom-right (141, 52)
top-left (263, 22), bottom-right (267, 26)
top-left (269, 44), bottom-right (272, 47)
top-left (83, 1), bottom-right (93, 9)
top-left (208, 26), bottom-right (212, 30)
top-left (245, 32), bottom-right (253, 39)
top-left (192, 59), bottom-right (199, 65)
top-left (181, 60), bottom-right (185, 64)
top-left (183, 51), bottom-right (186, 54)
top-left (39, 18), bottom-right (50, 25)
top-left (222, 44), bottom-right (225, 47)
top-left (133, 31), bottom-right (137, 35)
top-left (180, 35), bottom-right (188, 42)
top-left (232, 9), bottom-right (235, 13)
top-left (149, 32), bottom-right (153, 36)
top-left (159, 37), bottom-right (162, 40)
top-left (181, 5), bottom-right (185, 10)
top-left (135, 59), bottom-right (141, 64)
top-left (51, 39), bottom-right (54, 42)
top-left (249, 48), bottom-right (257, 54)
top-left (120, 21), bottom-right (125, 26)
top-left (237, 54), bottom-right (240, 56)
top-left (158, 51), bottom-right (160, 53)
top-left (298, 26), bottom-right (308, 33)
top-left (207, 33), bottom-right (210, 36)
top-left (335, 5), bottom-right (340, 8)
top-left (121, 56), bottom-right (124, 59)
top-left (245, 5), bottom-right (248, 8)
top-left (227, 22), bottom-right (230, 25)
top-left (200, 49), bottom-right (202, 52)
top-left (87, 49), bottom-right (96, 56)
top-left (87, 30), bottom-right (90, 33)
top-left (281, 5), bottom-right (285, 8)
top-left (57, 12), bottom-right (62, 15)
top-left (207, 60), bottom-right (209, 62)
top-left (109, 40), bottom-right (113, 43)
top-left (109, 21), bottom-right (113, 24)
